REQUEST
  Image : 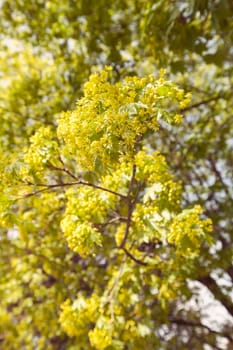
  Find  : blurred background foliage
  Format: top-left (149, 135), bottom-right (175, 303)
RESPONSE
top-left (0, 0), bottom-right (232, 349)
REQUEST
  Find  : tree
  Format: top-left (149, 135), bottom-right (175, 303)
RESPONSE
top-left (0, 1), bottom-right (232, 349)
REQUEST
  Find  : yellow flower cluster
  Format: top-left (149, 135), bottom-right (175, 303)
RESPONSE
top-left (61, 187), bottom-right (116, 256)
top-left (168, 205), bottom-right (212, 255)
top-left (135, 150), bottom-right (181, 208)
top-left (132, 203), bottom-right (161, 242)
top-left (135, 150), bottom-right (170, 184)
top-left (89, 328), bottom-right (112, 350)
top-left (101, 161), bottom-right (132, 195)
top-left (61, 218), bottom-right (102, 257)
top-left (179, 92), bottom-right (192, 109)
top-left (24, 126), bottom-right (58, 171)
top-left (57, 68), bottom-right (188, 172)
top-left (60, 294), bottom-right (99, 338)
top-left (115, 223), bottom-right (127, 247)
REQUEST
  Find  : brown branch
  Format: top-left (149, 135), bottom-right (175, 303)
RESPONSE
top-left (49, 163), bottom-right (79, 181)
top-left (198, 274), bottom-right (233, 317)
top-left (119, 164), bottom-right (137, 249)
top-left (92, 216), bottom-right (127, 231)
top-left (76, 181), bottom-right (127, 198)
top-left (122, 247), bottom-right (147, 266)
top-left (227, 265), bottom-right (233, 283)
top-left (23, 180), bottom-right (127, 199)
top-left (169, 318), bottom-right (233, 342)
top-left (181, 94), bottom-right (223, 113)
top-left (104, 216), bottom-right (128, 225)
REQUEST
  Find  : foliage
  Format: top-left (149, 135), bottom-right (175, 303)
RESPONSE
top-left (0, 1), bottom-right (232, 349)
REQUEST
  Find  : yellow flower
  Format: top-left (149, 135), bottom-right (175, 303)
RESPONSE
top-left (89, 328), bottom-right (112, 350)
top-left (174, 114), bottom-right (183, 124)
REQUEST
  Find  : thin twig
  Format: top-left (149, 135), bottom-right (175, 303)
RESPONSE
top-left (49, 164), bottom-right (79, 181)
top-left (22, 181), bottom-right (126, 199)
top-left (92, 216), bottom-right (127, 232)
top-left (182, 94), bottom-right (222, 113)
top-left (169, 318), bottom-right (233, 342)
top-left (122, 247), bottom-right (147, 266)
top-left (119, 164), bottom-right (137, 248)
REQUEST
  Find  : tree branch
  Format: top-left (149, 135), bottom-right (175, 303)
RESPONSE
top-left (169, 318), bottom-right (233, 342)
top-left (49, 161), bottom-right (79, 181)
top-left (22, 180), bottom-right (126, 199)
top-left (122, 247), bottom-right (147, 266)
top-left (198, 274), bottom-right (233, 317)
top-left (182, 94), bottom-right (223, 113)
top-left (119, 164), bottom-right (137, 249)
top-left (226, 265), bottom-right (233, 283)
